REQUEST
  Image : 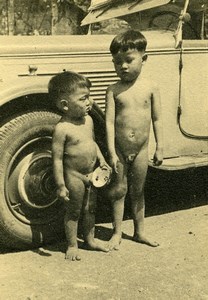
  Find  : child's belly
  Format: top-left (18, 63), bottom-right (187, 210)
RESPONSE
top-left (116, 129), bottom-right (149, 154)
top-left (64, 142), bottom-right (97, 174)
top-left (115, 116), bottom-right (150, 156)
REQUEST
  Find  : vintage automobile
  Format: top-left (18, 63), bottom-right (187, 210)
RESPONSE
top-left (0, 0), bottom-right (207, 249)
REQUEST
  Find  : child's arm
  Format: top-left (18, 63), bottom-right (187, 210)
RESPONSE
top-left (95, 143), bottom-right (111, 172)
top-left (96, 143), bottom-right (106, 166)
top-left (91, 117), bottom-right (111, 170)
top-left (105, 86), bottom-right (119, 172)
top-left (52, 124), bottom-right (70, 201)
top-left (151, 82), bottom-right (163, 166)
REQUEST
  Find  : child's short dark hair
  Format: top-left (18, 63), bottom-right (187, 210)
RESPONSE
top-left (110, 30), bottom-right (147, 55)
top-left (48, 71), bottom-right (91, 107)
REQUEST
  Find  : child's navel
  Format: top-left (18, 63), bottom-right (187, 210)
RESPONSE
top-left (129, 131), bottom-right (135, 139)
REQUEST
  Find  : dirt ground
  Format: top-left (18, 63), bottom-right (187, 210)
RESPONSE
top-left (1, 203), bottom-right (208, 300)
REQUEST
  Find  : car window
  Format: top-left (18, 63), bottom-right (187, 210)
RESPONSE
top-left (91, 4), bottom-right (181, 35)
top-left (91, 3), bottom-right (208, 40)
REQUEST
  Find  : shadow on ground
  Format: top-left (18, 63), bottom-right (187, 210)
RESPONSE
top-left (1, 167), bottom-right (207, 254)
top-left (96, 166), bottom-right (208, 222)
top-left (144, 166), bottom-right (208, 217)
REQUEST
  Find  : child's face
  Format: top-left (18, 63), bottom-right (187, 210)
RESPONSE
top-left (61, 87), bottom-right (91, 118)
top-left (112, 49), bottom-right (145, 82)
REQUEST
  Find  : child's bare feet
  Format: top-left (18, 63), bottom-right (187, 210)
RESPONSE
top-left (133, 234), bottom-right (159, 247)
top-left (65, 246), bottom-right (81, 261)
top-left (85, 239), bottom-right (109, 252)
top-left (108, 233), bottom-right (122, 251)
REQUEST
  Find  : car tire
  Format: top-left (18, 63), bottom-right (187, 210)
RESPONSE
top-left (0, 110), bottom-right (65, 250)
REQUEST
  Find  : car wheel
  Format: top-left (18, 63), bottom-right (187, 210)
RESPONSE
top-left (0, 111), bottom-right (65, 250)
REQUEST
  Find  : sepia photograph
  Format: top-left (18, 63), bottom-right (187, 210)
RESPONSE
top-left (0, 0), bottom-right (208, 299)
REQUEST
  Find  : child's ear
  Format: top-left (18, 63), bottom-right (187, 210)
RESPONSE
top-left (60, 99), bottom-right (68, 111)
top-left (142, 54), bottom-right (148, 63)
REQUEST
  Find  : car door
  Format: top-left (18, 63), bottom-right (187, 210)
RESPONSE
top-left (179, 40), bottom-right (208, 139)
top-left (178, 8), bottom-right (208, 141)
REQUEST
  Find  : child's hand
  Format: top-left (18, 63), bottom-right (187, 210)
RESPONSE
top-left (153, 149), bottom-right (163, 166)
top-left (57, 186), bottom-right (70, 202)
top-left (99, 160), bottom-right (112, 173)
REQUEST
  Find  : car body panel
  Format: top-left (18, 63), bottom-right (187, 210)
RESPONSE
top-left (179, 39), bottom-right (208, 137)
top-left (0, 2), bottom-right (207, 171)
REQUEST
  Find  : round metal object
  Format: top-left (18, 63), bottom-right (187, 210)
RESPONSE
top-left (92, 165), bottom-right (111, 188)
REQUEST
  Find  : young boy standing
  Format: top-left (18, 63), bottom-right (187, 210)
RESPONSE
top-left (105, 30), bottom-right (163, 250)
top-left (49, 71), bottom-right (110, 261)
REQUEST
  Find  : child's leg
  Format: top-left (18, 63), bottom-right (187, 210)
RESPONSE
top-left (64, 174), bottom-right (85, 260)
top-left (107, 160), bottom-right (128, 250)
top-left (82, 186), bottom-right (109, 252)
top-left (129, 148), bottom-right (159, 247)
